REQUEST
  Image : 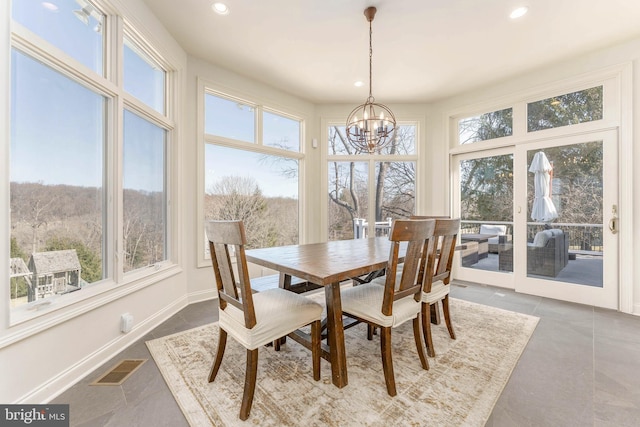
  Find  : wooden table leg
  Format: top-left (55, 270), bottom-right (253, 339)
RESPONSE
top-left (325, 281), bottom-right (348, 388)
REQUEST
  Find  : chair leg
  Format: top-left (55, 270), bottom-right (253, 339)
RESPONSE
top-left (413, 317), bottom-right (429, 370)
top-left (208, 328), bottom-right (227, 382)
top-left (421, 302), bottom-right (436, 357)
top-left (380, 326), bottom-right (397, 397)
top-left (311, 320), bottom-right (321, 381)
top-left (442, 295), bottom-right (456, 340)
top-left (367, 324), bottom-right (374, 340)
top-left (273, 337), bottom-right (281, 351)
top-left (239, 348), bottom-right (259, 421)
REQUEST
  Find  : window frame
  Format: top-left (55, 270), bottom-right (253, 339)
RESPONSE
top-left (196, 80), bottom-right (307, 267)
top-left (6, 2), bottom-right (180, 326)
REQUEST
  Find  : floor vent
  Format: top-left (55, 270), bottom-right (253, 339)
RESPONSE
top-left (91, 359), bottom-right (147, 386)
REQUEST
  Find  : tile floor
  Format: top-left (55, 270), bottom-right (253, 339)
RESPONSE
top-left (52, 282), bottom-right (640, 426)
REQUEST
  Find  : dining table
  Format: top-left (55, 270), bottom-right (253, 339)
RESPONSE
top-left (245, 237), bottom-right (402, 389)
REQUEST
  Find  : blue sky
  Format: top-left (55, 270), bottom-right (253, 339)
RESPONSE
top-left (11, 0), bottom-right (164, 192)
top-left (11, 0), bottom-right (299, 197)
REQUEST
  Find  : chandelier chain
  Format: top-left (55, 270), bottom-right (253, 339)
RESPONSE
top-left (345, 6), bottom-right (396, 153)
top-left (369, 19), bottom-right (373, 100)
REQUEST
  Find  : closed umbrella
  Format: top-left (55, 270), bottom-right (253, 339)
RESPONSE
top-left (529, 151), bottom-right (558, 223)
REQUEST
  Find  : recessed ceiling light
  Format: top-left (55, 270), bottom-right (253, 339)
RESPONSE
top-left (41, 2), bottom-right (59, 11)
top-left (510, 6), bottom-right (528, 19)
top-left (354, 81), bottom-right (364, 87)
top-left (212, 2), bottom-right (230, 15)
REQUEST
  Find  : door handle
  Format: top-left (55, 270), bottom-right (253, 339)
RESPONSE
top-left (609, 204), bottom-right (618, 234)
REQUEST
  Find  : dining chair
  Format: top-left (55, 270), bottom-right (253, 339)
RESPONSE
top-left (340, 218), bottom-right (436, 396)
top-left (419, 218), bottom-right (461, 357)
top-left (205, 220), bottom-right (323, 420)
top-left (362, 215), bottom-right (451, 341)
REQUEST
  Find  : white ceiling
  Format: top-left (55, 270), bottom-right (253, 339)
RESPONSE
top-left (141, 0), bottom-right (640, 104)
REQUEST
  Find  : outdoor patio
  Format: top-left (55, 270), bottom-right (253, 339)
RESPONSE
top-left (466, 252), bottom-right (603, 287)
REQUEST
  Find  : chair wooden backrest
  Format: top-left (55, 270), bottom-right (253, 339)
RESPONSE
top-left (423, 218), bottom-right (461, 293)
top-left (381, 219), bottom-right (436, 316)
top-left (205, 220), bottom-right (256, 329)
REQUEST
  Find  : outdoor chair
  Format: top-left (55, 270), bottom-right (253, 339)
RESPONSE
top-left (480, 224), bottom-right (510, 253)
top-left (340, 218), bottom-right (435, 396)
top-left (205, 220), bottom-right (323, 420)
top-left (527, 228), bottom-right (569, 277)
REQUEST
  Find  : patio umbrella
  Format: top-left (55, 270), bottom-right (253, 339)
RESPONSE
top-left (529, 151), bottom-right (558, 223)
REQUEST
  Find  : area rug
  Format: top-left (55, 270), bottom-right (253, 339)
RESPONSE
top-left (146, 298), bottom-right (538, 426)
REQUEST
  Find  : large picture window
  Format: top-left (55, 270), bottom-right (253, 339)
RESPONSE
top-left (327, 124), bottom-right (417, 240)
top-left (202, 91), bottom-right (303, 252)
top-left (10, 48), bottom-right (106, 308)
top-left (8, 1), bottom-right (175, 320)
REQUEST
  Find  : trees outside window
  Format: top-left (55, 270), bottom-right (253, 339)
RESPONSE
top-left (458, 86), bottom-right (604, 228)
top-left (327, 125), bottom-right (417, 240)
top-left (203, 92), bottom-right (302, 251)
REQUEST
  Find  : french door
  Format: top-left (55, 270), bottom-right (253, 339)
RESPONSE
top-left (454, 130), bottom-right (619, 309)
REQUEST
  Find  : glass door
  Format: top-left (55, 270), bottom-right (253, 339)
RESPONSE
top-left (513, 130), bottom-right (618, 308)
top-left (453, 147), bottom-right (515, 289)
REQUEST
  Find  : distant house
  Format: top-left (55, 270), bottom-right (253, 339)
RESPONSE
top-left (27, 250), bottom-right (82, 302)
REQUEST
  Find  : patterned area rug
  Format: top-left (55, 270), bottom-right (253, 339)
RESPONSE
top-left (146, 298), bottom-right (538, 426)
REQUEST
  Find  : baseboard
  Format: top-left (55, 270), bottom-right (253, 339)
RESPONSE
top-left (188, 288), bottom-right (217, 304)
top-left (19, 295), bottom-right (189, 404)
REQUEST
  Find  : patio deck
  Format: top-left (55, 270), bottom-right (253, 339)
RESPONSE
top-left (465, 252), bottom-right (603, 287)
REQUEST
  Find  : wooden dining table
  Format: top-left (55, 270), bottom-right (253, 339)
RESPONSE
top-left (245, 237), bottom-right (400, 389)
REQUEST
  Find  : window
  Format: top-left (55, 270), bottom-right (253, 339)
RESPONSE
top-left (12, 0), bottom-right (105, 75)
top-left (9, 1), bottom-right (175, 320)
top-left (10, 48), bottom-right (107, 304)
top-left (123, 110), bottom-right (167, 272)
top-left (202, 90), bottom-right (303, 252)
top-left (124, 37), bottom-right (165, 114)
top-left (527, 86), bottom-right (603, 132)
top-left (327, 124), bottom-right (417, 240)
top-left (329, 124), bottom-right (416, 155)
top-left (263, 110), bottom-right (300, 152)
top-left (458, 108), bottom-right (513, 144)
top-left (205, 93), bottom-right (255, 143)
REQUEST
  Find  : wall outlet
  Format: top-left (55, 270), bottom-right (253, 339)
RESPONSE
top-left (120, 313), bottom-right (134, 333)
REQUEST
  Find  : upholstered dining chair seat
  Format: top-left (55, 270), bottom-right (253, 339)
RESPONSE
top-left (219, 288), bottom-right (323, 350)
top-left (421, 281), bottom-right (449, 304)
top-left (341, 283), bottom-right (422, 328)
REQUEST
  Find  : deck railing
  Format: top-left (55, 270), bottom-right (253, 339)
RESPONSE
top-left (461, 220), bottom-right (603, 253)
top-left (354, 218), bottom-right (603, 254)
top-left (353, 218), bottom-right (392, 239)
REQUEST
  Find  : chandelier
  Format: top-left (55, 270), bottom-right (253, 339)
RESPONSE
top-left (346, 6), bottom-right (397, 154)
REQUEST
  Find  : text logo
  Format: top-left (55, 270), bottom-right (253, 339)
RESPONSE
top-left (1, 405), bottom-right (69, 426)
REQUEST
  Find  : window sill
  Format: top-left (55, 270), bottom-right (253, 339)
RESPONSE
top-left (1, 263), bottom-right (182, 349)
